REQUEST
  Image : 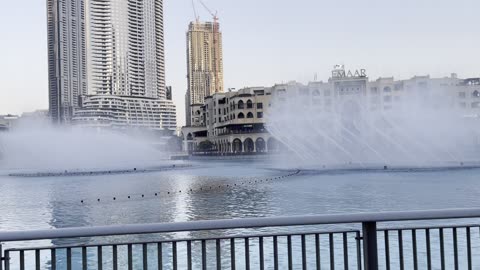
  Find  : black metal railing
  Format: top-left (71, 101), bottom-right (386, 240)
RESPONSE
top-left (2, 230), bottom-right (361, 270)
top-left (2, 208), bottom-right (480, 269)
top-left (378, 224), bottom-right (480, 270)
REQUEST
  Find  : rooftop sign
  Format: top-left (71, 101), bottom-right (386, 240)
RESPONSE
top-left (332, 65), bottom-right (367, 79)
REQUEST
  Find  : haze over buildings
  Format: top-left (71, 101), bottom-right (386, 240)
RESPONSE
top-left (181, 66), bottom-right (480, 159)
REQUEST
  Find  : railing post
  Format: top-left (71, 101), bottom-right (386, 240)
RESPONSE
top-left (0, 243), bottom-right (2, 270)
top-left (3, 250), bottom-right (8, 270)
top-left (362, 222), bottom-right (378, 270)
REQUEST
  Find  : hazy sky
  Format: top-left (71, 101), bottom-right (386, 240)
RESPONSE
top-left (0, 0), bottom-right (478, 126)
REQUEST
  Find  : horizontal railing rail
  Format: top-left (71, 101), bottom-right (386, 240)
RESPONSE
top-left (3, 229), bottom-right (361, 252)
top-left (1, 208), bottom-right (480, 242)
top-left (377, 223), bottom-right (480, 231)
top-left (2, 208), bottom-right (480, 270)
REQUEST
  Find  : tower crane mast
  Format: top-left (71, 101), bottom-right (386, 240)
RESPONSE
top-left (191, 0), bottom-right (199, 22)
top-left (198, 0), bottom-right (218, 23)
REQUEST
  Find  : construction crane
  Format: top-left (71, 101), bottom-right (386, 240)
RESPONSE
top-left (198, 0), bottom-right (218, 24)
top-left (191, 0), bottom-right (199, 22)
top-left (190, 0), bottom-right (218, 24)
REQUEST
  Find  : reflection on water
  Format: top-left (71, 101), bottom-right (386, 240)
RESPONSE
top-left (1, 161), bottom-right (480, 268)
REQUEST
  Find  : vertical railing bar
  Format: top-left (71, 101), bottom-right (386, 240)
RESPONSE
top-left (362, 222), bottom-right (378, 270)
top-left (19, 250), bottom-right (24, 270)
top-left (3, 250), bottom-right (9, 270)
top-left (157, 243), bottom-right (163, 270)
top-left (274, 236), bottom-right (279, 270)
top-left (128, 244), bottom-right (133, 270)
top-left (467, 227), bottom-right (472, 270)
top-left (245, 238), bottom-right (250, 270)
top-left (216, 239), bottom-right (221, 270)
top-left (384, 231), bottom-right (390, 270)
top-left (50, 249), bottom-right (55, 270)
top-left (143, 243), bottom-right (148, 270)
top-left (187, 241), bottom-right (192, 270)
top-left (113, 245), bottom-right (118, 270)
top-left (66, 248), bottom-right (71, 270)
top-left (287, 235), bottom-right (293, 270)
top-left (343, 232), bottom-right (349, 270)
top-left (302, 234), bottom-right (307, 270)
top-left (398, 230), bottom-right (404, 270)
top-left (259, 237), bottom-right (265, 270)
top-left (356, 231), bottom-right (362, 270)
top-left (316, 234), bottom-right (321, 270)
top-left (230, 239), bottom-right (236, 270)
top-left (3, 250), bottom-right (8, 270)
top-left (329, 233), bottom-right (335, 270)
top-left (412, 230), bottom-right (418, 270)
top-left (172, 242), bottom-right (177, 270)
top-left (0, 244), bottom-right (2, 270)
top-left (453, 227), bottom-right (458, 270)
top-left (16, 252), bottom-right (23, 270)
top-left (202, 240), bottom-right (206, 270)
top-left (82, 246), bottom-right (87, 270)
top-left (35, 249), bottom-right (40, 270)
top-left (440, 228), bottom-right (445, 270)
top-left (426, 229), bottom-right (431, 270)
top-left (98, 246), bottom-right (103, 270)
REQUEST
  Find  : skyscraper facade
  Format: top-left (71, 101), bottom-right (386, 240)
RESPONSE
top-left (86, 0), bottom-right (165, 99)
top-left (185, 21), bottom-right (224, 126)
top-left (48, 0), bottom-right (174, 129)
top-left (47, 0), bottom-right (87, 122)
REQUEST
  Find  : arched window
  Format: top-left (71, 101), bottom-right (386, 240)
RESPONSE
top-left (255, 138), bottom-right (266, 152)
top-left (238, 100), bottom-right (244, 109)
top-left (383, 87), bottom-right (392, 92)
top-left (247, 112), bottom-right (254, 118)
top-left (247, 99), bottom-right (253, 109)
top-left (244, 138), bottom-right (254, 153)
top-left (238, 112), bottom-right (245, 119)
top-left (232, 139), bottom-right (243, 153)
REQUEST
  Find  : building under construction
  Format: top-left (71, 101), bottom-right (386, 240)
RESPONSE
top-left (185, 17), bottom-right (224, 127)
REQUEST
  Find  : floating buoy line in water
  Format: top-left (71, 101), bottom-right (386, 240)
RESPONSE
top-left (79, 169), bottom-right (301, 205)
top-left (8, 164), bottom-right (192, 177)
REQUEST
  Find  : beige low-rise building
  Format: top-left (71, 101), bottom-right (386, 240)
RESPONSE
top-left (182, 87), bottom-right (282, 154)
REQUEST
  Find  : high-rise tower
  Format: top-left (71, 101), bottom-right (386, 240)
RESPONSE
top-left (47, 0), bottom-right (87, 123)
top-left (185, 21), bottom-right (224, 126)
top-left (86, 0), bottom-right (165, 99)
top-left (48, 0), bottom-right (170, 125)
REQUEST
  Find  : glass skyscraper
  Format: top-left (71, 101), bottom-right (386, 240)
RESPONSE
top-left (48, 0), bottom-right (172, 128)
top-left (47, 0), bottom-right (87, 123)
